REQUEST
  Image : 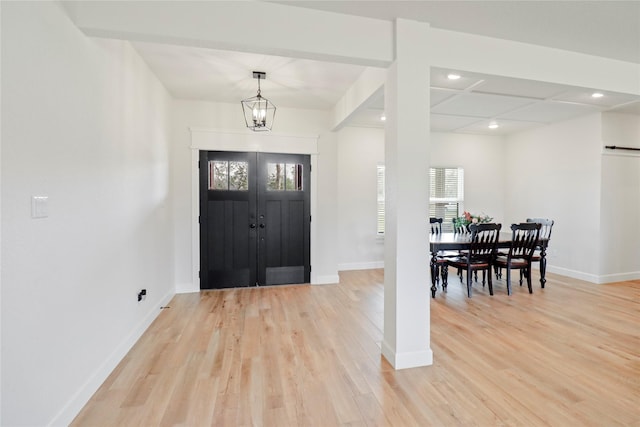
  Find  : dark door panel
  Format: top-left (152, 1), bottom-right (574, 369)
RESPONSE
top-left (257, 152), bottom-right (311, 286)
top-left (200, 151), bottom-right (257, 289)
top-left (206, 200), bottom-right (252, 287)
top-left (266, 266), bottom-right (305, 286)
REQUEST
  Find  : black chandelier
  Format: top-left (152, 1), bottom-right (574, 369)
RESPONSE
top-left (241, 71), bottom-right (276, 131)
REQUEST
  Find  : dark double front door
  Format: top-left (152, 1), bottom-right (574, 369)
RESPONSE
top-left (199, 151), bottom-right (311, 289)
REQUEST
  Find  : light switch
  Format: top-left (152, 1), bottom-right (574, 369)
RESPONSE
top-left (31, 196), bottom-right (49, 219)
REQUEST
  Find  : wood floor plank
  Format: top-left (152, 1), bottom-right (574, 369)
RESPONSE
top-left (72, 270), bottom-right (640, 426)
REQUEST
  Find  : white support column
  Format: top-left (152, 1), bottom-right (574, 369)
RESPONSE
top-left (381, 19), bottom-right (432, 369)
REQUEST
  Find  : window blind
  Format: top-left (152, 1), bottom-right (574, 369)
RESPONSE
top-left (376, 164), bottom-right (385, 235)
top-left (429, 167), bottom-right (464, 232)
top-left (376, 166), bottom-right (464, 235)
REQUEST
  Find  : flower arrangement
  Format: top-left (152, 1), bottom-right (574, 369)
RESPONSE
top-left (453, 211), bottom-right (493, 229)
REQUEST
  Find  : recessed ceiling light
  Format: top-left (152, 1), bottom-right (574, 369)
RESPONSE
top-left (447, 73), bottom-right (461, 80)
top-left (591, 92), bottom-right (604, 98)
top-left (488, 122), bottom-right (499, 129)
top-left (380, 114), bottom-right (386, 121)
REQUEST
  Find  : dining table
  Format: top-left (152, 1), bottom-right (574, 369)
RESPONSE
top-left (429, 231), bottom-right (549, 298)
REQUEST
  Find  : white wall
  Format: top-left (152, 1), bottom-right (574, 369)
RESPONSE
top-left (602, 112), bottom-right (640, 146)
top-left (314, 131), bottom-right (340, 283)
top-left (337, 127), bottom-right (385, 270)
top-left (599, 113), bottom-right (640, 280)
top-left (504, 114), bottom-right (603, 281)
top-left (430, 132), bottom-right (507, 224)
top-left (1, 3), bottom-right (174, 425)
top-left (600, 155), bottom-right (640, 278)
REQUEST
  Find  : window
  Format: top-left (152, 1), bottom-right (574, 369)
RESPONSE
top-left (376, 165), bottom-right (464, 235)
top-left (376, 164), bottom-right (385, 235)
top-left (208, 161), bottom-right (248, 191)
top-left (429, 167), bottom-right (464, 232)
top-left (267, 163), bottom-right (304, 191)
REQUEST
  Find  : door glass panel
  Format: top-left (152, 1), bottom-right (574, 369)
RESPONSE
top-left (209, 161), bottom-right (228, 190)
top-left (267, 163), bottom-right (303, 191)
top-left (229, 161), bottom-right (249, 191)
top-left (267, 163), bottom-right (285, 191)
top-left (286, 164), bottom-right (303, 191)
top-left (209, 161), bottom-right (249, 191)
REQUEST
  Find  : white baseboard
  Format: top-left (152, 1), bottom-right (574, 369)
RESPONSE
top-left (546, 265), bottom-right (640, 284)
top-left (176, 282), bottom-right (199, 294)
top-left (545, 265), bottom-right (599, 283)
top-left (312, 274), bottom-right (340, 285)
top-left (595, 271), bottom-right (640, 284)
top-left (381, 340), bottom-right (433, 370)
top-left (338, 261), bottom-right (384, 271)
top-left (49, 289), bottom-right (175, 426)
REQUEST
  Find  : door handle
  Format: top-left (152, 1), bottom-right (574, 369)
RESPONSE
top-left (250, 223), bottom-right (256, 229)
top-left (259, 224), bottom-right (266, 229)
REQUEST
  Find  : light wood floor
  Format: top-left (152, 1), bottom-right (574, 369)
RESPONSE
top-left (72, 270), bottom-right (640, 426)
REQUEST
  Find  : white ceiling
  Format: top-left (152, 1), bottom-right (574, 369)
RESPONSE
top-left (130, 1), bottom-right (640, 135)
top-left (132, 42), bottom-right (366, 110)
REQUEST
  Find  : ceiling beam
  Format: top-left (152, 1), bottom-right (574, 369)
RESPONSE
top-left (330, 67), bottom-right (386, 131)
top-left (65, 0), bottom-right (394, 67)
top-left (429, 28), bottom-right (640, 97)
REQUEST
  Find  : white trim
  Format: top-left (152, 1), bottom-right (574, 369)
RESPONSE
top-left (546, 265), bottom-right (599, 283)
top-left (190, 127), bottom-right (319, 154)
top-left (311, 274), bottom-right (340, 285)
top-left (547, 265), bottom-right (640, 284)
top-left (190, 127), bottom-right (319, 139)
top-left (176, 283), bottom-right (199, 294)
top-left (338, 261), bottom-right (384, 271)
top-left (48, 290), bottom-right (174, 426)
top-left (381, 340), bottom-right (433, 370)
top-left (191, 149), bottom-right (200, 292)
top-left (595, 271), bottom-right (640, 284)
top-left (190, 128), bottom-right (320, 289)
top-left (309, 155), bottom-right (319, 284)
top-left (602, 147), bottom-right (640, 158)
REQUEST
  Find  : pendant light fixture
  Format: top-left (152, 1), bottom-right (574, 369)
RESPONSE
top-left (241, 71), bottom-right (276, 131)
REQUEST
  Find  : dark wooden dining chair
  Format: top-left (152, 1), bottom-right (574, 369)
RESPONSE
top-left (525, 218), bottom-right (554, 288)
top-left (429, 217), bottom-right (449, 289)
top-left (446, 223), bottom-right (501, 297)
top-left (430, 217), bottom-right (443, 234)
top-left (493, 223), bottom-right (541, 295)
top-left (451, 218), bottom-right (471, 280)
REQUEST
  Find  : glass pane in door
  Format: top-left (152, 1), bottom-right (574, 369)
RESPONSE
top-left (267, 163), bottom-right (285, 191)
top-left (209, 161), bottom-right (229, 190)
top-left (286, 164), bottom-right (303, 191)
top-left (229, 161), bottom-right (249, 191)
